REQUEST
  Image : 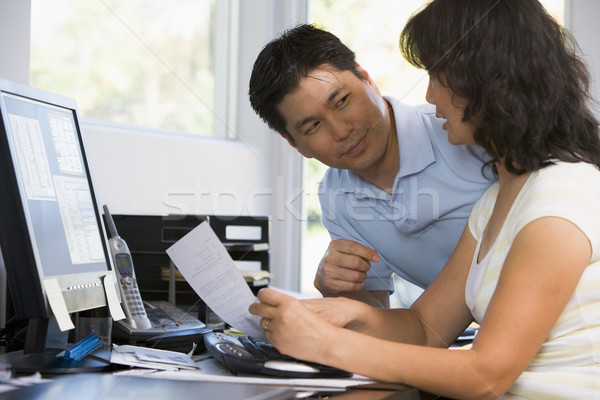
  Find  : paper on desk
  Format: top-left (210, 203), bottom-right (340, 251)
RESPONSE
top-left (111, 344), bottom-right (199, 371)
top-left (165, 221), bottom-right (264, 339)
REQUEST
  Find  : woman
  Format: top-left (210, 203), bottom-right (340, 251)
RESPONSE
top-left (249, 0), bottom-right (600, 398)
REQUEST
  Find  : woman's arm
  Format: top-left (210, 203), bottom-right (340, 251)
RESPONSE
top-left (323, 217), bottom-right (592, 399)
top-left (251, 217), bottom-right (591, 399)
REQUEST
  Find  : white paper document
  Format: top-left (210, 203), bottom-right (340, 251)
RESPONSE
top-left (103, 273), bottom-right (126, 321)
top-left (43, 278), bottom-right (75, 331)
top-left (111, 344), bottom-right (198, 371)
top-left (165, 221), bottom-right (265, 339)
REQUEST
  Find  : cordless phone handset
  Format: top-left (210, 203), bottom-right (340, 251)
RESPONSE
top-left (103, 205), bottom-right (152, 330)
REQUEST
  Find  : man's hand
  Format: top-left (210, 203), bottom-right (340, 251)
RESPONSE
top-left (314, 239), bottom-right (380, 296)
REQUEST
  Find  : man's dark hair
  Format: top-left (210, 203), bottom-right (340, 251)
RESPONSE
top-left (248, 24), bottom-right (364, 140)
top-left (400, 0), bottom-right (600, 174)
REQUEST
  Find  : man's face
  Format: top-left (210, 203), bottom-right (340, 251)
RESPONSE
top-left (276, 65), bottom-right (393, 174)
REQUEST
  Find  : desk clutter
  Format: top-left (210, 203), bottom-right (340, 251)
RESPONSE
top-left (110, 344), bottom-right (199, 371)
top-left (107, 214), bottom-right (272, 352)
top-left (110, 214), bottom-right (270, 323)
top-left (86, 213), bottom-right (270, 338)
top-left (0, 214), bottom-right (269, 372)
top-left (0, 213), bottom-right (445, 399)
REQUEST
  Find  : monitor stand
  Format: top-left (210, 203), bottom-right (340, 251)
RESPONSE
top-left (1, 317), bottom-right (114, 375)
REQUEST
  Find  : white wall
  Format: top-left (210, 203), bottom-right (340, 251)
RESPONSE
top-left (81, 120), bottom-right (269, 218)
top-left (567, 0), bottom-right (600, 116)
top-left (0, 0), bottom-right (30, 83)
top-left (0, 0), bottom-right (31, 328)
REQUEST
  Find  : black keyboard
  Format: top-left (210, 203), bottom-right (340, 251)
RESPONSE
top-left (238, 336), bottom-right (286, 361)
top-left (204, 331), bottom-right (352, 378)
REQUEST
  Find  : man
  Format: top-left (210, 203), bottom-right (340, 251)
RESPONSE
top-left (249, 24), bottom-right (493, 307)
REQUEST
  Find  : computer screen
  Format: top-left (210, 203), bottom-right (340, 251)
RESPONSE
top-left (0, 78), bottom-right (112, 345)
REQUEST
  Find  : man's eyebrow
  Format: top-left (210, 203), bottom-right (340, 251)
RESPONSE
top-left (293, 87), bottom-right (343, 132)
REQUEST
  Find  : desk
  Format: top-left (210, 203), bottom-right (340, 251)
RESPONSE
top-left (0, 357), bottom-right (448, 399)
top-left (0, 341), bottom-right (448, 400)
top-left (0, 374), bottom-right (293, 399)
top-left (0, 373), bottom-right (446, 399)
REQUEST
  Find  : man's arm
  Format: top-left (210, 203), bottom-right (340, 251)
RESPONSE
top-left (334, 289), bottom-right (390, 308)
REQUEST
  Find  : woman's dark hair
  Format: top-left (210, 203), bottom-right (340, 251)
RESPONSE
top-left (249, 24), bottom-right (364, 139)
top-left (400, 0), bottom-right (600, 174)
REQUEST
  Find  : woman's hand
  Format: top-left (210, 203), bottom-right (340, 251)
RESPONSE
top-left (303, 296), bottom-right (373, 331)
top-left (249, 288), bottom-right (338, 364)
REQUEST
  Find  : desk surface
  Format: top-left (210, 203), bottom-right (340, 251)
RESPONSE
top-left (0, 351), bottom-right (447, 399)
top-left (0, 373), bottom-right (448, 400)
top-left (0, 373), bottom-right (293, 400)
top-left (0, 373), bottom-right (449, 400)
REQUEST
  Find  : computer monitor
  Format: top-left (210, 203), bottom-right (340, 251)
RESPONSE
top-left (0, 78), bottom-right (114, 372)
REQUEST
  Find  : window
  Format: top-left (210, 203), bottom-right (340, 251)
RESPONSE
top-left (302, 0), bottom-right (566, 297)
top-left (30, 0), bottom-right (234, 137)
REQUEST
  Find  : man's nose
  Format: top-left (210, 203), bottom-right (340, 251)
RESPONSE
top-left (330, 119), bottom-right (353, 141)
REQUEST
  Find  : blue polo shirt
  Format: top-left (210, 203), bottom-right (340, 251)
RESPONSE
top-left (319, 98), bottom-right (494, 292)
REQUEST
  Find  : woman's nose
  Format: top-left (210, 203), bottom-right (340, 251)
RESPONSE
top-left (425, 78), bottom-right (435, 105)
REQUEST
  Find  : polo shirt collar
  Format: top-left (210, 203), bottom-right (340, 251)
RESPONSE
top-left (386, 97), bottom-right (436, 179)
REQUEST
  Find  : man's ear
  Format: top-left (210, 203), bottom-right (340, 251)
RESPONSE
top-left (279, 132), bottom-right (312, 159)
top-left (355, 62), bottom-right (382, 96)
top-left (355, 62), bottom-right (377, 85)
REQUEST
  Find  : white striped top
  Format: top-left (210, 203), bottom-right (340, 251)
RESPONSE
top-left (466, 162), bottom-right (600, 399)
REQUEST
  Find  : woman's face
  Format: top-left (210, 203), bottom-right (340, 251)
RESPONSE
top-left (425, 75), bottom-right (477, 146)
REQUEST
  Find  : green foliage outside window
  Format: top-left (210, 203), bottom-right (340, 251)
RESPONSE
top-left (30, 0), bottom-right (216, 136)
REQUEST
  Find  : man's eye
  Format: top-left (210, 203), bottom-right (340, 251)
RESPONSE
top-left (336, 94), bottom-right (349, 108)
top-left (305, 121), bottom-right (320, 135)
